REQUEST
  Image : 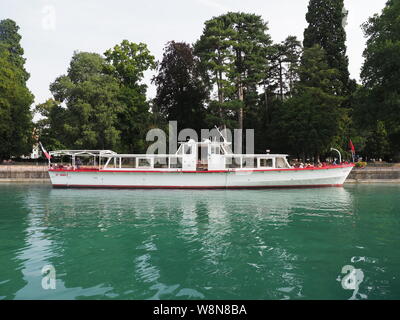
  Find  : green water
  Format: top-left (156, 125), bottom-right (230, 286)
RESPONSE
top-left (0, 184), bottom-right (399, 300)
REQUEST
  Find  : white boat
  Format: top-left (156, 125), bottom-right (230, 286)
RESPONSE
top-left (47, 137), bottom-right (354, 189)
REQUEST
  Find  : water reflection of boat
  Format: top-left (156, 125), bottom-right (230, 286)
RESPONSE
top-left (7, 185), bottom-right (356, 299)
top-left (44, 187), bottom-right (352, 299)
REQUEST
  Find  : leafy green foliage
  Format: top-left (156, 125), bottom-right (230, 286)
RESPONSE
top-left (36, 41), bottom-right (156, 154)
top-left (195, 12), bottom-right (272, 129)
top-left (6, 4), bottom-right (400, 162)
top-left (46, 52), bottom-right (122, 150)
top-left (104, 40), bottom-right (156, 153)
top-left (0, 19), bottom-right (29, 81)
top-left (104, 40), bottom-right (156, 87)
top-left (34, 99), bottom-right (68, 151)
top-left (271, 46), bottom-right (343, 159)
top-left (303, 0), bottom-right (351, 95)
top-left (364, 120), bottom-right (390, 159)
top-left (153, 41), bottom-right (208, 133)
top-left (355, 0), bottom-right (400, 158)
top-left (0, 19), bottom-right (33, 160)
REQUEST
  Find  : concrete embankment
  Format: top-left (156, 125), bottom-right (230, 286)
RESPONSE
top-left (1, 165), bottom-right (400, 184)
top-left (0, 165), bottom-right (50, 183)
top-left (346, 167), bottom-right (400, 184)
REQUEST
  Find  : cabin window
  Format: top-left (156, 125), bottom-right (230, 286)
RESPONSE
top-left (259, 158), bottom-right (273, 168)
top-left (225, 157), bottom-right (241, 168)
top-left (169, 157), bottom-right (182, 169)
top-left (242, 157), bottom-right (256, 168)
top-left (154, 157), bottom-right (168, 168)
top-left (121, 157), bottom-right (136, 168)
top-left (276, 157), bottom-right (288, 168)
top-left (176, 145), bottom-right (183, 155)
top-left (211, 146), bottom-right (221, 155)
top-left (184, 145), bottom-right (192, 155)
top-left (138, 158), bottom-right (152, 168)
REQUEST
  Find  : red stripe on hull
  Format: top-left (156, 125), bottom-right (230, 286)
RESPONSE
top-left (52, 184), bottom-right (343, 190)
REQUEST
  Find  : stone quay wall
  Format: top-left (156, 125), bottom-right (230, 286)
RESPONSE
top-left (0, 165), bottom-right (50, 182)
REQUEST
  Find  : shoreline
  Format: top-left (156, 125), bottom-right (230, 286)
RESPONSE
top-left (1, 165), bottom-right (400, 184)
top-left (345, 179), bottom-right (400, 184)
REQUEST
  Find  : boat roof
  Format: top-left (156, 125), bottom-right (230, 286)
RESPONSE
top-left (49, 150), bottom-right (288, 158)
top-left (49, 140), bottom-right (288, 157)
top-left (49, 150), bottom-right (117, 157)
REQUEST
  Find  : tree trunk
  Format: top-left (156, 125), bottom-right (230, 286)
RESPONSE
top-left (217, 70), bottom-right (224, 124)
top-left (264, 83), bottom-right (268, 124)
top-left (238, 82), bottom-right (244, 130)
top-left (279, 58), bottom-right (284, 101)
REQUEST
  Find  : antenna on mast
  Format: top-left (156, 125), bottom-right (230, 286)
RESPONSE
top-left (214, 125), bottom-right (227, 143)
top-left (214, 125), bottom-right (233, 154)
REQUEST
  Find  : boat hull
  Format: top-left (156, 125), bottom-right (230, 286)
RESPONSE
top-left (49, 165), bottom-right (354, 189)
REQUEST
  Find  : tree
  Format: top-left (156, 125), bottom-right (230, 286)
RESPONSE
top-left (35, 99), bottom-right (68, 151)
top-left (45, 52), bottom-right (122, 150)
top-left (359, 0), bottom-right (400, 158)
top-left (153, 41), bottom-right (208, 133)
top-left (194, 14), bottom-right (237, 127)
top-left (261, 36), bottom-right (302, 103)
top-left (303, 0), bottom-right (352, 95)
top-left (195, 12), bottom-right (272, 130)
top-left (104, 40), bottom-right (156, 152)
top-left (0, 19), bottom-right (33, 160)
top-left (229, 13), bottom-right (272, 130)
top-left (104, 40), bottom-right (155, 87)
top-left (364, 120), bottom-right (390, 160)
top-left (282, 36), bottom-right (302, 97)
top-left (244, 37), bottom-right (301, 154)
top-left (0, 19), bottom-right (29, 81)
top-left (271, 45), bottom-right (343, 160)
top-left (37, 42), bottom-right (156, 153)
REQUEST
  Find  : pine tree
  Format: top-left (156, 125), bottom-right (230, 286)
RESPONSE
top-left (303, 0), bottom-right (351, 95)
top-left (358, 0), bottom-right (400, 158)
top-left (263, 36), bottom-right (302, 101)
top-left (195, 12), bottom-right (272, 130)
top-left (271, 45), bottom-right (344, 160)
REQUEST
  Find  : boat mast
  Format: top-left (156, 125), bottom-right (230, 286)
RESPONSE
top-left (215, 125), bottom-right (228, 144)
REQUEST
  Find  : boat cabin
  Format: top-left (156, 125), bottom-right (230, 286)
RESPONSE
top-left (49, 139), bottom-right (291, 171)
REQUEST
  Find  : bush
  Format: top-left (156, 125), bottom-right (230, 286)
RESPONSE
top-left (355, 161), bottom-right (367, 168)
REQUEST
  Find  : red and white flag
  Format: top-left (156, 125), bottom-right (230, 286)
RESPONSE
top-left (39, 142), bottom-right (52, 160)
top-left (348, 139), bottom-right (355, 154)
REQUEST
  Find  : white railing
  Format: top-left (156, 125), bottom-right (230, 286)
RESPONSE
top-left (224, 154), bottom-right (290, 170)
top-left (100, 154), bottom-right (290, 170)
top-left (101, 154), bottom-right (184, 170)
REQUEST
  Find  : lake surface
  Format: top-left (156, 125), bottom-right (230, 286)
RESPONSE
top-left (0, 183), bottom-right (399, 300)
